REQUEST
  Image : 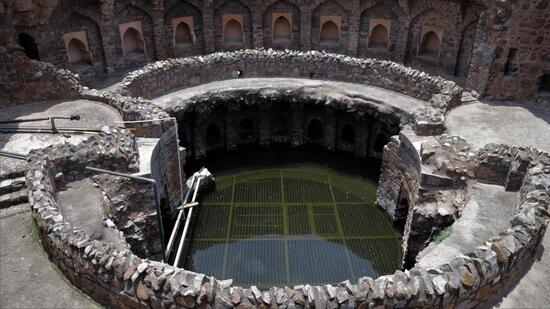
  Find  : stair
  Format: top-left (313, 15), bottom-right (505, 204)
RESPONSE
top-left (0, 174), bottom-right (28, 209)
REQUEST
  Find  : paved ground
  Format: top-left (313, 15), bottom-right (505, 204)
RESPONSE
top-left (0, 99), bottom-right (123, 177)
top-left (446, 99), bottom-right (550, 152)
top-left (152, 78), bottom-right (426, 116)
top-left (417, 183), bottom-right (518, 269)
top-left (0, 204), bottom-right (101, 308)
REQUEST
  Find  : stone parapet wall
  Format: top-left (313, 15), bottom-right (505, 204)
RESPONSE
top-left (118, 49), bottom-right (462, 114)
top-left (26, 127), bottom-right (550, 308)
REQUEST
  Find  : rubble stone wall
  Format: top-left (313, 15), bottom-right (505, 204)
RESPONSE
top-left (26, 127), bottom-right (550, 308)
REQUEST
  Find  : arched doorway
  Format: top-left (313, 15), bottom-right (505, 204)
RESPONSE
top-left (18, 33), bottom-right (40, 60)
top-left (122, 27), bottom-right (145, 55)
top-left (320, 21), bottom-right (339, 44)
top-left (206, 123), bottom-right (222, 147)
top-left (175, 22), bottom-right (194, 48)
top-left (239, 118), bottom-right (255, 140)
top-left (341, 124), bottom-right (355, 144)
top-left (368, 24), bottom-right (389, 49)
top-left (307, 118), bottom-right (324, 142)
top-left (419, 31), bottom-right (440, 58)
top-left (224, 19), bottom-right (244, 45)
top-left (67, 38), bottom-right (92, 65)
top-left (273, 16), bottom-right (291, 43)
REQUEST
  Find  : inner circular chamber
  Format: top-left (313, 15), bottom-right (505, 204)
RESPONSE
top-left (179, 148), bottom-right (403, 288)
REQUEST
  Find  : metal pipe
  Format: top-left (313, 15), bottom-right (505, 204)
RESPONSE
top-left (165, 175), bottom-right (196, 258)
top-left (173, 177), bottom-right (201, 267)
top-left (0, 127), bottom-right (101, 134)
top-left (84, 166), bottom-right (167, 262)
top-left (0, 115), bottom-right (80, 125)
top-left (0, 150), bottom-right (27, 160)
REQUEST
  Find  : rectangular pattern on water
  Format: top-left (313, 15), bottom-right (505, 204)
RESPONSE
top-left (182, 165), bottom-right (402, 288)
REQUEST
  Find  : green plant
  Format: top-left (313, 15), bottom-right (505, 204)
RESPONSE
top-left (101, 200), bottom-right (112, 215)
top-left (433, 226), bottom-right (453, 243)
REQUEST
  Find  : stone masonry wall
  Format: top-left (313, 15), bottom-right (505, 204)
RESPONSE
top-left (26, 127), bottom-right (550, 308)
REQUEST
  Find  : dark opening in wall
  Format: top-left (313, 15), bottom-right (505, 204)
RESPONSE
top-left (538, 73), bottom-right (550, 94)
top-left (122, 28), bottom-right (145, 55)
top-left (368, 24), bottom-right (389, 49)
top-left (419, 31), bottom-right (440, 59)
top-left (18, 33), bottom-right (40, 60)
top-left (394, 193), bottom-right (409, 233)
top-left (273, 114), bottom-right (289, 136)
top-left (307, 118), bottom-right (324, 142)
top-left (320, 21), bottom-right (339, 45)
top-left (206, 123), bottom-right (222, 146)
top-left (67, 38), bottom-right (92, 65)
top-left (374, 134), bottom-right (388, 152)
top-left (224, 19), bottom-right (244, 45)
top-left (504, 48), bottom-right (518, 76)
top-left (273, 16), bottom-right (291, 43)
top-left (341, 124), bottom-right (355, 144)
top-left (239, 118), bottom-right (255, 140)
top-left (175, 22), bottom-right (194, 48)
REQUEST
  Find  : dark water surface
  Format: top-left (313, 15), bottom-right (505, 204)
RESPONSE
top-left (182, 147), bottom-right (403, 288)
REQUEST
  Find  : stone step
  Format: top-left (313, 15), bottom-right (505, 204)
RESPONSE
top-left (0, 169), bottom-right (25, 182)
top-left (0, 189), bottom-right (28, 209)
top-left (0, 176), bottom-right (26, 195)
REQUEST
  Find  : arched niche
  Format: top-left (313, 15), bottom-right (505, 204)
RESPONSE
top-left (122, 26), bottom-right (145, 55)
top-left (239, 118), bottom-right (255, 140)
top-left (272, 114), bottom-right (289, 136)
top-left (66, 38), bottom-right (92, 65)
top-left (223, 17), bottom-right (244, 46)
top-left (320, 20), bottom-right (340, 45)
top-left (307, 118), bottom-right (324, 142)
top-left (368, 24), bottom-right (389, 49)
top-left (174, 21), bottom-right (194, 48)
top-left (341, 124), bottom-right (355, 144)
top-left (418, 29), bottom-right (442, 59)
top-left (540, 73), bottom-right (550, 94)
top-left (18, 33), bottom-right (40, 60)
top-left (273, 15), bottom-right (291, 43)
top-left (206, 123), bottom-right (223, 146)
top-left (373, 134), bottom-right (389, 153)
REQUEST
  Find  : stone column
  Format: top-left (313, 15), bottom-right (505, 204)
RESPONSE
top-left (202, 0), bottom-right (216, 53)
top-left (251, 0), bottom-right (263, 48)
top-left (193, 113), bottom-right (209, 158)
top-left (225, 106), bottom-right (239, 151)
top-left (290, 104), bottom-right (304, 147)
top-left (324, 109), bottom-right (337, 151)
top-left (300, 9), bottom-right (312, 51)
top-left (258, 102), bottom-right (272, 147)
top-left (100, 0), bottom-right (115, 73)
top-left (152, 0), bottom-right (166, 60)
top-left (347, 0), bottom-right (361, 56)
top-left (356, 121), bottom-right (370, 158)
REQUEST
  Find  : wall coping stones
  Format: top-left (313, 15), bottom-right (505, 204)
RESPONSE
top-left (25, 126), bottom-right (550, 308)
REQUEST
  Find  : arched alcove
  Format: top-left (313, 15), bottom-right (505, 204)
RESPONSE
top-left (307, 118), bottom-right (324, 141)
top-left (368, 24), bottom-right (389, 49)
top-left (67, 38), bottom-right (92, 65)
top-left (272, 114), bottom-right (289, 136)
top-left (224, 19), bottom-right (244, 45)
top-left (206, 123), bottom-right (222, 146)
top-left (540, 74), bottom-right (550, 94)
top-left (273, 16), bottom-right (291, 43)
top-left (374, 134), bottom-right (389, 152)
top-left (341, 124), bottom-right (355, 144)
top-left (122, 27), bottom-right (145, 55)
top-left (175, 22), bottom-right (194, 47)
top-left (18, 33), bottom-right (40, 60)
top-left (419, 31), bottom-right (440, 58)
top-left (239, 118), bottom-right (255, 140)
top-left (320, 21), bottom-right (339, 44)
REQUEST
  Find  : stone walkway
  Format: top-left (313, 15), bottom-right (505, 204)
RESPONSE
top-left (0, 205), bottom-right (101, 308)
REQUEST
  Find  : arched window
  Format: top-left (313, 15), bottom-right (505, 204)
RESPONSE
top-left (307, 118), bottom-right (324, 141)
top-left (239, 118), bottom-right (255, 140)
top-left (374, 134), bottom-right (389, 152)
top-left (368, 24), bottom-right (388, 49)
top-left (18, 33), bottom-right (40, 60)
top-left (272, 114), bottom-right (289, 136)
top-left (273, 16), bottom-right (291, 43)
top-left (320, 21), bottom-right (339, 44)
top-left (206, 123), bottom-right (222, 146)
top-left (122, 27), bottom-right (145, 55)
top-left (67, 38), bottom-right (92, 65)
top-left (341, 124), bottom-right (355, 144)
top-left (419, 31), bottom-right (440, 58)
top-left (175, 22), bottom-right (193, 48)
top-left (540, 74), bottom-right (550, 93)
top-left (224, 19), bottom-right (244, 45)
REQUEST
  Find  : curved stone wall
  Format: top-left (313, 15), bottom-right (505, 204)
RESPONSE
top-left (26, 125), bottom-right (550, 308)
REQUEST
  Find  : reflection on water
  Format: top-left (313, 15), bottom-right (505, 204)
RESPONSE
top-left (181, 161), bottom-right (403, 288)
